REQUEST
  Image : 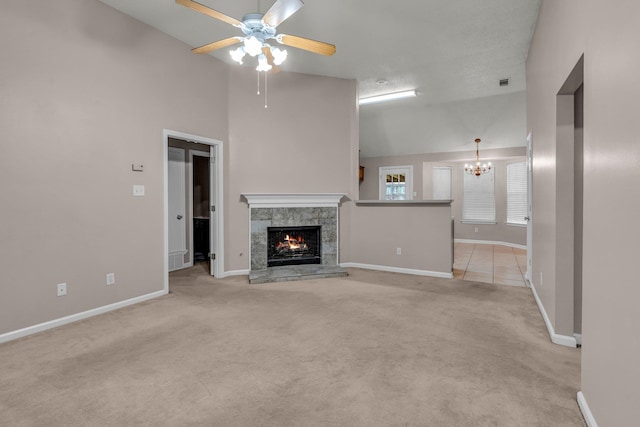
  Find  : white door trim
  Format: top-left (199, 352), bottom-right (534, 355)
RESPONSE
top-left (163, 130), bottom-right (225, 293)
top-left (525, 132), bottom-right (533, 284)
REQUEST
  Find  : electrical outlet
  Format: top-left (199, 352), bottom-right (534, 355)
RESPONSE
top-left (396, 247), bottom-right (402, 255)
top-left (132, 185), bottom-right (145, 196)
top-left (57, 283), bottom-right (67, 297)
top-left (475, 227), bottom-right (478, 233)
top-left (106, 273), bottom-right (115, 286)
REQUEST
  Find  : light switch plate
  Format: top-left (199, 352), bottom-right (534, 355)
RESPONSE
top-left (133, 185), bottom-right (145, 196)
top-left (57, 283), bottom-right (67, 297)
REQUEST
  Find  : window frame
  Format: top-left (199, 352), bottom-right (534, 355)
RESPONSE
top-left (379, 165), bottom-right (413, 201)
top-left (506, 161), bottom-right (528, 226)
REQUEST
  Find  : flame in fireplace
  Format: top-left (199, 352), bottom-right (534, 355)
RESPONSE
top-left (276, 234), bottom-right (308, 251)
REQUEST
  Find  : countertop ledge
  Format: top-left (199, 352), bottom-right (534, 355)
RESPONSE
top-left (355, 200), bottom-right (452, 206)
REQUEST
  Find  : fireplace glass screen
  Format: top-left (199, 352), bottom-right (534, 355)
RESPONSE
top-left (267, 226), bottom-right (321, 267)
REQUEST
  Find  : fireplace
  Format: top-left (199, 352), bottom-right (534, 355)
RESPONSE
top-left (243, 194), bottom-right (346, 283)
top-left (267, 226), bottom-right (321, 267)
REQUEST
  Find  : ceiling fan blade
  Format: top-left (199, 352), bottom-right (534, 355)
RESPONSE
top-left (262, 47), bottom-right (280, 72)
top-left (278, 34), bottom-right (336, 56)
top-left (192, 37), bottom-right (242, 54)
top-left (262, 0), bottom-right (304, 28)
top-left (176, 0), bottom-right (242, 27)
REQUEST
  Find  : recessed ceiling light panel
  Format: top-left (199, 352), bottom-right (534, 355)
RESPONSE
top-left (359, 89), bottom-right (417, 106)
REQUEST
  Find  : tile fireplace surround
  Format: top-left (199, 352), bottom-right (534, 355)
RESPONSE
top-left (242, 194), bottom-right (347, 283)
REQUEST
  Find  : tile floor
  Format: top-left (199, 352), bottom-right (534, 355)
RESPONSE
top-left (454, 242), bottom-right (528, 287)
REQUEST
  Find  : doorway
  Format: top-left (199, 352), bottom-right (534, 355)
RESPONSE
top-left (555, 55), bottom-right (584, 344)
top-left (191, 150), bottom-right (210, 264)
top-left (163, 130), bottom-right (224, 293)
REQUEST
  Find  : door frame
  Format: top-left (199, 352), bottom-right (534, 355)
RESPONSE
top-left (525, 132), bottom-right (533, 284)
top-left (163, 129), bottom-right (224, 292)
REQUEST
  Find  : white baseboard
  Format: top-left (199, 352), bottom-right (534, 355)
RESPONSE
top-left (574, 333), bottom-right (582, 346)
top-left (340, 263), bottom-right (453, 279)
top-left (222, 269), bottom-right (250, 278)
top-left (577, 391), bottom-right (598, 427)
top-left (454, 239), bottom-right (526, 250)
top-left (529, 282), bottom-right (577, 348)
top-left (0, 290), bottom-right (167, 344)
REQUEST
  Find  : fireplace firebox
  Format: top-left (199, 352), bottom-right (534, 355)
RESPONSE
top-left (267, 226), bottom-right (321, 267)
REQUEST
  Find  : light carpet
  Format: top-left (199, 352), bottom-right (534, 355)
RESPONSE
top-left (0, 266), bottom-right (585, 426)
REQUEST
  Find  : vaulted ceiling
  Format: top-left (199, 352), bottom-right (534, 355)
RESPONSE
top-left (99, 0), bottom-right (541, 157)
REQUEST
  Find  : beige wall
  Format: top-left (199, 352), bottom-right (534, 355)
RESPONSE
top-left (527, 0), bottom-right (640, 424)
top-left (0, 0), bottom-right (359, 335)
top-left (424, 159), bottom-right (526, 246)
top-left (349, 205), bottom-right (452, 274)
top-left (225, 67), bottom-right (359, 272)
top-left (360, 147), bottom-right (527, 246)
top-left (0, 0), bottom-right (229, 334)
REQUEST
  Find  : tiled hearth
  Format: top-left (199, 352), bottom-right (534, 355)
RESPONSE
top-left (242, 194), bottom-right (348, 284)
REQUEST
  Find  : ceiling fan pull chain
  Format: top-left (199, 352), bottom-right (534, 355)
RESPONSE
top-left (264, 71), bottom-right (268, 109)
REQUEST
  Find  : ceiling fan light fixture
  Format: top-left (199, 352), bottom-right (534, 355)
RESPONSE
top-left (271, 47), bottom-right (288, 65)
top-left (359, 89), bottom-right (417, 106)
top-left (244, 36), bottom-right (263, 56)
top-left (176, 0), bottom-right (335, 82)
top-left (230, 46), bottom-right (246, 64)
top-left (256, 54), bottom-right (273, 72)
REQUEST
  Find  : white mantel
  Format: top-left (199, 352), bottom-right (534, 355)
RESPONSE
top-left (242, 193), bottom-right (346, 208)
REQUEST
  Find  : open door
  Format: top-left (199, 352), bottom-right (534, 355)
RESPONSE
top-left (209, 144), bottom-right (218, 277)
top-left (168, 147), bottom-right (187, 271)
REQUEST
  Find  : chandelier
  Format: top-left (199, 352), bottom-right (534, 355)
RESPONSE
top-left (464, 138), bottom-right (492, 176)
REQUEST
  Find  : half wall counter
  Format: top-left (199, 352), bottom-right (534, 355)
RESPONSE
top-left (345, 200), bottom-right (453, 278)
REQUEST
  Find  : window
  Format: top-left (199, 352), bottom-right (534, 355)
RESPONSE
top-left (379, 166), bottom-right (413, 200)
top-left (463, 168), bottom-right (496, 223)
top-left (432, 166), bottom-right (452, 200)
top-left (507, 162), bottom-right (528, 225)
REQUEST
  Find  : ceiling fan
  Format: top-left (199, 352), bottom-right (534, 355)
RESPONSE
top-left (176, 0), bottom-right (336, 72)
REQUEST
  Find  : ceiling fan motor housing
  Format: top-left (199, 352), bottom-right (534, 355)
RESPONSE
top-left (241, 14), bottom-right (276, 42)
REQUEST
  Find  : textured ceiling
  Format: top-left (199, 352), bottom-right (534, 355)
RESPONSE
top-left (98, 0), bottom-right (541, 157)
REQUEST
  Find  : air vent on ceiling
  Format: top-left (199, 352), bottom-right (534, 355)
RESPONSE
top-left (499, 78), bottom-right (510, 87)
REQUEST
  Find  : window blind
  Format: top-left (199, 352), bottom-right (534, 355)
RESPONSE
top-left (432, 167), bottom-right (452, 200)
top-left (507, 162), bottom-right (528, 225)
top-left (463, 168), bottom-right (495, 223)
